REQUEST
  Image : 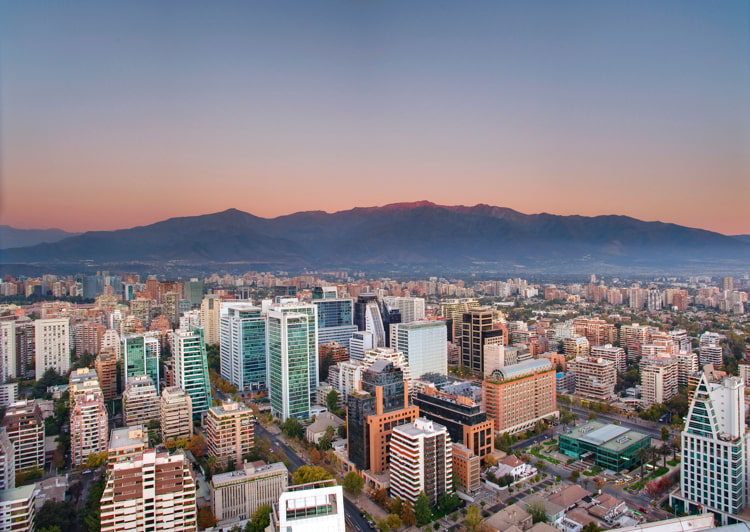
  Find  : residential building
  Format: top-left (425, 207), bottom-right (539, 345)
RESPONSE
top-left (174, 328), bottom-right (211, 419)
top-left (347, 361), bottom-right (419, 473)
top-left (451, 443), bottom-right (480, 493)
top-left (95, 349), bottom-right (118, 401)
top-left (200, 294), bottom-right (222, 346)
top-left (100, 329), bottom-right (121, 360)
top-left (677, 351), bottom-right (699, 387)
top-left (220, 303), bottom-right (267, 391)
top-left (482, 359), bottom-right (558, 434)
top-left (34, 318), bottom-right (70, 379)
top-left (14, 319), bottom-right (34, 379)
top-left (590, 344), bottom-right (626, 374)
top-left (640, 356), bottom-right (679, 407)
top-left (205, 400), bottom-right (255, 470)
top-left (390, 418), bottom-right (453, 506)
top-left (160, 386), bottom-right (193, 442)
top-left (670, 374), bottom-right (750, 525)
top-left (99, 450), bottom-right (197, 531)
top-left (270, 480), bottom-right (345, 532)
top-left (361, 347), bottom-right (412, 385)
top-left (327, 360), bottom-right (364, 403)
top-left (211, 461), bottom-right (288, 525)
top-left (108, 425), bottom-right (148, 468)
top-left (0, 322), bottom-right (16, 381)
top-left (0, 384), bottom-right (17, 410)
top-left (0, 429), bottom-right (14, 490)
top-left (123, 376), bottom-right (160, 426)
top-left (699, 332), bottom-right (723, 367)
top-left (440, 298), bottom-right (480, 343)
top-left (1, 401), bottom-right (44, 472)
top-left (122, 333), bottom-right (160, 393)
top-left (267, 301), bottom-right (318, 421)
top-left (391, 320), bottom-right (448, 379)
top-left (569, 357), bottom-right (617, 402)
top-left (318, 342), bottom-right (348, 377)
top-left (0, 484), bottom-right (36, 532)
top-left (74, 322), bottom-right (105, 357)
top-left (564, 336), bottom-right (591, 358)
top-left (70, 379), bottom-right (108, 466)
top-left (413, 386), bottom-right (494, 458)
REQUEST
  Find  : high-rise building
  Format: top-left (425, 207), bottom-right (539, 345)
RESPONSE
top-left (73, 322), bottom-right (106, 357)
top-left (699, 332), bottom-right (723, 367)
top-left (183, 278), bottom-right (204, 307)
top-left (590, 344), bottom-right (626, 374)
top-left (14, 318), bottom-right (34, 379)
top-left (568, 357), bottom-right (617, 402)
top-left (0, 429), bottom-right (15, 490)
top-left (564, 336), bottom-right (591, 358)
top-left (677, 351), bottom-right (700, 387)
top-left (327, 360), bottom-right (364, 403)
top-left (1, 401), bottom-right (44, 473)
top-left (220, 303), bottom-right (267, 391)
top-left (0, 322), bottom-right (16, 382)
top-left (413, 386), bottom-right (494, 458)
top-left (122, 333), bottom-right (160, 393)
top-left (99, 449), bottom-right (197, 531)
top-left (440, 298), bottom-right (480, 343)
top-left (200, 294), bottom-right (222, 346)
top-left (348, 331), bottom-right (374, 362)
top-left (70, 376), bottom-right (109, 466)
top-left (34, 317), bottom-right (70, 379)
top-left (482, 359), bottom-right (558, 434)
top-left (95, 349), bottom-right (119, 401)
top-left (108, 425), bottom-right (148, 468)
top-left (391, 320), bottom-right (448, 379)
top-left (314, 297), bottom-right (357, 348)
top-left (640, 357), bottom-right (679, 407)
top-left (452, 442), bottom-right (480, 493)
top-left (160, 386), bottom-right (193, 442)
top-left (211, 461), bottom-right (288, 525)
top-left (123, 375), bottom-right (160, 426)
top-left (461, 308), bottom-right (502, 376)
top-left (174, 328), bottom-right (212, 420)
top-left (0, 484), bottom-right (36, 532)
top-left (390, 418), bottom-right (453, 506)
top-left (267, 302), bottom-right (318, 421)
top-left (670, 374), bottom-right (748, 525)
top-left (383, 297), bottom-right (426, 325)
top-left (205, 400), bottom-right (255, 470)
top-left (270, 481), bottom-right (345, 532)
top-left (347, 361), bottom-right (419, 473)
top-left (100, 329), bottom-right (121, 360)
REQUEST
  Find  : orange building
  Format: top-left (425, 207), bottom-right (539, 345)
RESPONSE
top-left (482, 359), bottom-right (558, 434)
top-left (452, 442), bottom-right (481, 493)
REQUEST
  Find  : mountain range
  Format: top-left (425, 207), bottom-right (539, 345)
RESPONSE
top-left (1, 202), bottom-right (749, 274)
top-left (0, 225), bottom-right (79, 249)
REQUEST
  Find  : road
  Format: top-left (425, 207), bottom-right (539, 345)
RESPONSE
top-left (254, 422), bottom-right (374, 532)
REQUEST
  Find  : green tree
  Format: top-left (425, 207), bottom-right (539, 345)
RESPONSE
top-left (83, 451), bottom-right (108, 469)
top-left (246, 504), bottom-right (272, 532)
top-left (414, 492), bottom-right (432, 526)
top-left (81, 476), bottom-right (105, 531)
top-left (582, 523), bottom-right (602, 532)
top-left (465, 505), bottom-right (482, 532)
top-left (342, 471), bottom-right (364, 496)
top-left (281, 418), bottom-right (304, 440)
top-left (291, 465), bottom-right (333, 485)
top-left (401, 503), bottom-right (416, 527)
top-left (317, 426), bottom-right (335, 451)
top-left (527, 502), bottom-right (548, 524)
top-left (326, 389), bottom-right (340, 413)
top-left (437, 492), bottom-right (461, 515)
top-left (35, 501), bottom-right (76, 531)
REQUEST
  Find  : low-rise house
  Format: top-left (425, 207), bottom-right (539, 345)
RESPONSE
top-left (587, 492), bottom-right (627, 524)
top-left (523, 494), bottom-right (565, 526)
top-left (560, 508), bottom-right (605, 532)
top-left (485, 503), bottom-right (532, 532)
top-left (548, 484), bottom-right (591, 511)
top-left (494, 455), bottom-right (536, 481)
top-left (305, 412), bottom-right (344, 444)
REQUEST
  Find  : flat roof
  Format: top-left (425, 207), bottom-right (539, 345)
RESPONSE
top-left (0, 484), bottom-right (36, 502)
top-left (566, 421), bottom-right (649, 452)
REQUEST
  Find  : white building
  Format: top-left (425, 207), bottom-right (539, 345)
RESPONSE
top-left (0, 429), bottom-right (14, 490)
top-left (640, 356), bottom-right (678, 407)
top-left (0, 484), bottom-right (36, 532)
top-left (271, 481), bottom-right (345, 532)
top-left (123, 376), bottom-right (160, 426)
top-left (389, 418), bottom-right (453, 506)
top-left (34, 318), bottom-right (70, 379)
top-left (0, 322), bottom-right (15, 381)
top-left (348, 331), bottom-right (374, 362)
top-left (327, 360), bottom-right (364, 403)
top-left (361, 348), bottom-right (412, 385)
top-left (211, 461), bottom-right (288, 526)
top-left (670, 373), bottom-right (749, 525)
top-left (391, 320), bottom-right (447, 379)
top-left (0, 384), bottom-right (18, 409)
top-left (383, 297), bottom-right (426, 325)
top-left (699, 332), bottom-right (723, 367)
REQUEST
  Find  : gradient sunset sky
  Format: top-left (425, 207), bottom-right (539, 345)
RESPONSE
top-left (1, 1), bottom-right (748, 234)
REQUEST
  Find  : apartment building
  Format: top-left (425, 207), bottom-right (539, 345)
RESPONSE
top-left (1, 401), bottom-right (44, 472)
top-left (160, 386), bottom-right (193, 442)
top-left (205, 400), bottom-right (255, 470)
top-left (640, 357), bottom-right (679, 407)
top-left (569, 357), bottom-right (617, 402)
top-left (123, 375), bottom-right (160, 426)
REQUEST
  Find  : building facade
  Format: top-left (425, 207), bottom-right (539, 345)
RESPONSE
top-left (1, 401), bottom-right (44, 472)
top-left (34, 318), bottom-right (70, 379)
top-left (220, 303), bottom-right (267, 392)
top-left (160, 386), bottom-right (193, 442)
top-left (391, 320), bottom-right (448, 379)
top-left (205, 400), bottom-right (255, 470)
top-left (211, 461), bottom-right (288, 525)
top-left (123, 375), bottom-right (160, 426)
top-left (174, 328), bottom-right (212, 420)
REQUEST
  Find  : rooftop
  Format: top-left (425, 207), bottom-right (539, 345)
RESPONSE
top-left (109, 425), bottom-right (147, 450)
top-left (0, 484), bottom-right (37, 502)
top-left (565, 421), bottom-right (649, 452)
top-left (490, 359), bottom-right (553, 381)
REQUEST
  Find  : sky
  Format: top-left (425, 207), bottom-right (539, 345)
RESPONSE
top-left (1, 1), bottom-right (748, 234)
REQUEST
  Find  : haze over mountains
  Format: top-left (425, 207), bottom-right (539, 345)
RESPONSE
top-left (1, 202), bottom-right (749, 274)
top-left (0, 225), bottom-right (79, 249)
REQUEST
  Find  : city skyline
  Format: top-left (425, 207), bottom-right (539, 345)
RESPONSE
top-left (1, 1), bottom-right (748, 234)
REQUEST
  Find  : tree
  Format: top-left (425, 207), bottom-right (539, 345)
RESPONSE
top-left (437, 492), bottom-right (461, 515)
top-left (465, 505), bottom-right (482, 532)
top-left (83, 451), bottom-right (108, 469)
top-left (401, 503), bottom-right (416, 527)
top-left (661, 426), bottom-right (670, 443)
top-left (318, 426), bottom-right (335, 451)
top-left (35, 501), bottom-right (76, 531)
top-left (385, 514), bottom-right (402, 530)
top-left (188, 434), bottom-right (207, 458)
top-left (197, 506), bottom-right (217, 529)
top-left (372, 488), bottom-right (389, 507)
top-left (343, 471), bottom-right (364, 496)
top-left (291, 465), bottom-right (333, 485)
top-left (527, 502), bottom-right (548, 524)
top-left (570, 470), bottom-right (580, 482)
top-left (326, 389), bottom-right (339, 413)
top-left (281, 418), bottom-right (304, 440)
top-left (246, 504), bottom-right (272, 532)
top-left (82, 476), bottom-right (105, 531)
top-left (414, 492), bottom-right (432, 526)
top-left (582, 523), bottom-right (602, 532)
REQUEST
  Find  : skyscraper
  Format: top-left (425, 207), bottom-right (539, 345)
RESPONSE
top-left (205, 400), bottom-right (254, 470)
top-left (122, 333), bottom-right (160, 393)
top-left (670, 374), bottom-right (749, 525)
top-left (0, 322), bottom-right (16, 382)
top-left (70, 374), bottom-right (109, 466)
top-left (383, 296), bottom-right (426, 324)
top-left (313, 297), bottom-right (357, 349)
top-left (160, 386), bottom-right (193, 442)
top-left (220, 303), bottom-right (267, 392)
top-left (34, 317), bottom-right (70, 379)
top-left (174, 328), bottom-right (212, 420)
top-left (200, 294), bottom-right (222, 346)
top-left (461, 308), bottom-right (502, 375)
top-left (266, 301), bottom-right (318, 421)
top-left (1, 401), bottom-right (44, 473)
top-left (391, 320), bottom-right (448, 378)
